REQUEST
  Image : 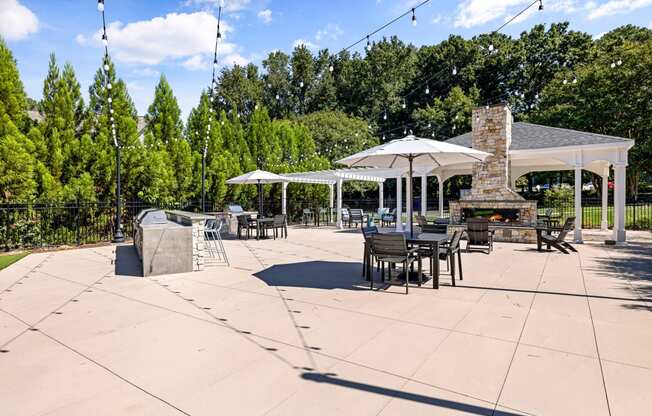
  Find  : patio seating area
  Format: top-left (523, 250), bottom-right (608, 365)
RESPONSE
top-left (1, 226), bottom-right (650, 415)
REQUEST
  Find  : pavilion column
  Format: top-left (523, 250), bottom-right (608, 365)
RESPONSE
top-left (613, 164), bottom-right (626, 244)
top-left (438, 177), bottom-right (444, 218)
top-left (395, 176), bottom-right (403, 232)
top-left (421, 174), bottom-right (427, 216)
top-left (601, 167), bottom-right (609, 231)
top-left (406, 175), bottom-right (413, 233)
top-left (281, 182), bottom-right (288, 216)
top-left (329, 182), bottom-right (334, 207)
top-left (378, 183), bottom-right (384, 210)
top-left (574, 165), bottom-right (583, 243)
top-left (336, 179), bottom-right (343, 229)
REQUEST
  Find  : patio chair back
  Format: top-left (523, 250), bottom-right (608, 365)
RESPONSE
top-left (341, 208), bottom-right (350, 220)
top-left (449, 230), bottom-right (463, 251)
top-left (377, 208), bottom-right (389, 218)
top-left (303, 208), bottom-right (313, 214)
top-left (350, 209), bottom-right (364, 219)
top-left (466, 217), bottom-right (490, 244)
top-left (415, 215), bottom-right (428, 227)
top-left (555, 217), bottom-right (575, 242)
top-left (371, 233), bottom-right (408, 257)
top-left (273, 214), bottom-right (286, 227)
top-left (236, 214), bottom-right (249, 227)
top-left (361, 225), bottom-right (379, 240)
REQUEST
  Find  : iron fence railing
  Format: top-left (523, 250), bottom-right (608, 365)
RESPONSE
top-left (1, 196), bottom-right (650, 250)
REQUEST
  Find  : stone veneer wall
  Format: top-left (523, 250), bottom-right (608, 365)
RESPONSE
top-left (166, 210), bottom-right (212, 272)
top-left (448, 224), bottom-right (537, 244)
top-left (464, 104), bottom-right (523, 202)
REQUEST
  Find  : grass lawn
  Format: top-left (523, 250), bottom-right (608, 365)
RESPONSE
top-left (0, 252), bottom-right (29, 270)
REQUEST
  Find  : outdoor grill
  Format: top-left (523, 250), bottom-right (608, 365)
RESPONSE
top-left (133, 209), bottom-right (193, 277)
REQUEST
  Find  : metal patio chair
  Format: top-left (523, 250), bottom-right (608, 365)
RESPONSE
top-left (204, 219), bottom-right (229, 266)
top-left (537, 217), bottom-right (577, 254)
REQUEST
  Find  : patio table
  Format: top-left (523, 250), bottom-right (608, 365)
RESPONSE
top-left (365, 231), bottom-right (448, 289)
top-left (251, 218), bottom-right (274, 240)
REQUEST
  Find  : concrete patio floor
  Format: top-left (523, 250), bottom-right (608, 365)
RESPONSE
top-left (1, 227), bottom-right (650, 416)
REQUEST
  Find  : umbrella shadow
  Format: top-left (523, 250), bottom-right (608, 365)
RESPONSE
top-left (253, 260), bottom-right (368, 291)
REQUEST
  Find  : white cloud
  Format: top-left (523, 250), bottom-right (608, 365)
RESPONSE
top-left (587, 0), bottom-right (652, 20)
top-left (454, 0), bottom-right (530, 28)
top-left (257, 9), bottom-right (272, 24)
top-left (132, 67), bottom-right (160, 77)
top-left (0, 0), bottom-right (38, 41)
top-left (75, 33), bottom-right (88, 45)
top-left (293, 38), bottom-right (318, 51)
top-left (77, 12), bottom-right (240, 66)
top-left (184, 0), bottom-right (251, 12)
top-left (315, 23), bottom-right (343, 42)
top-left (182, 54), bottom-right (208, 71)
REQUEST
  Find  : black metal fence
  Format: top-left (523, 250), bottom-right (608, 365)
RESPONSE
top-left (2, 196), bottom-right (650, 250)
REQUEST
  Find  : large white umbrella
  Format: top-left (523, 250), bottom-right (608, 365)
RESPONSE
top-left (226, 170), bottom-right (287, 215)
top-left (337, 135), bottom-right (491, 235)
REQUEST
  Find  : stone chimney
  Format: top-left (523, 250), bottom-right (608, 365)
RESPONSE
top-left (463, 104), bottom-right (523, 201)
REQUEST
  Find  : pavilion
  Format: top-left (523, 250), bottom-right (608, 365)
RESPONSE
top-left (283, 108), bottom-right (634, 244)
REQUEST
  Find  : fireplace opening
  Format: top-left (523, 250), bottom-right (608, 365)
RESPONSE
top-left (462, 208), bottom-right (520, 224)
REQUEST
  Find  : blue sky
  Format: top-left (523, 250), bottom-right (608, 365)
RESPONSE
top-left (2, 0), bottom-right (651, 119)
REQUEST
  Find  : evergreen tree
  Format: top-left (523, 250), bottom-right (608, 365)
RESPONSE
top-left (0, 38), bottom-right (27, 129)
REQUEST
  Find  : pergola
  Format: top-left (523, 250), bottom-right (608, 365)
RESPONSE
top-left (442, 122), bottom-right (634, 244)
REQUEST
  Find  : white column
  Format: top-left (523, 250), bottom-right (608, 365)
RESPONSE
top-left (406, 175), bottom-right (412, 233)
top-left (336, 179), bottom-right (343, 229)
top-left (601, 168), bottom-right (609, 231)
top-left (395, 176), bottom-right (403, 232)
top-left (378, 183), bottom-right (384, 210)
top-left (281, 182), bottom-right (288, 215)
top-left (613, 164), bottom-right (626, 243)
top-left (574, 166), bottom-right (583, 243)
top-left (329, 184), bottom-right (334, 210)
top-left (438, 177), bottom-right (444, 218)
top-left (421, 174), bottom-right (427, 216)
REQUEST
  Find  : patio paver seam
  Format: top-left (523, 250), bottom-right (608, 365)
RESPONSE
top-left (0, 308), bottom-right (192, 416)
top-left (1, 253), bottom-right (52, 294)
top-left (0, 265), bottom-right (114, 351)
top-left (491, 250), bottom-right (552, 415)
top-left (579, 250), bottom-right (613, 416)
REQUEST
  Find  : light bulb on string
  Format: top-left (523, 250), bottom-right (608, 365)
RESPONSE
top-left (425, 85), bottom-right (430, 95)
top-left (275, 93), bottom-right (280, 100)
top-left (452, 66), bottom-right (457, 76)
top-left (427, 122), bottom-right (432, 128)
top-left (108, 97), bottom-right (112, 103)
top-left (617, 59), bottom-right (622, 66)
top-left (365, 35), bottom-right (371, 51)
top-left (538, 0), bottom-right (543, 11)
top-left (299, 81), bottom-right (304, 88)
top-left (452, 125), bottom-right (456, 131)
top-left (535, 93), bottom-right (539, 99)
top-left (103, 63), bottom-right (109, 72)
top-left (110, 108), bottom-right (114, 114)
top-left (213, 59), bottom-right (218, 69)
top-left (383, 111), bottom-right (387, 121)
top-left (403, 128), bottom-right (407, 135)
top-left (382, 135), bottom-right (386, 141)
top-left (97, 0), bottom-right (104, 12)
top-left (563, 78), bottom-right (567, 85)
top-left (488, 44), bottom-right (494, 52)
top-left (402, 100), bottom-right (406, 109)
top-left (411, 8), bottom-right (417, 26)
top-left (329, 64), bottom-right (334, 72)
top-left (106, 83), bottom-right (112, 90)
top-left (431, 132), bottom-right (435, 137)
top-left (102, 34), bottom-right (108, 47)
top-left (221, 120), bottom-right (224, 126)
top-left (610, 62), bottom-right (616, 69)
top-left (572, 77), bottom-right (577, 84)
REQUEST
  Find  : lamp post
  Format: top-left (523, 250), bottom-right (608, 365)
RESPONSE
top-left (97, 0), bottom-right (124, 243)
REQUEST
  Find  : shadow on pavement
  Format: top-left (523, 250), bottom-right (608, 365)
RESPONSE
top-left (254, 260), bottom-right (367, 290)
top-left (114, 244), bottom-right (142, 277)
top-left (301, 372), bottom-right (521, 415)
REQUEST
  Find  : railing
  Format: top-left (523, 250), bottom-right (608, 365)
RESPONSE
top-left (1, 196), bottom-right (650, 250)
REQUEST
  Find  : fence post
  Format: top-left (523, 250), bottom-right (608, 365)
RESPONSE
top-left (75, 200), bottom-right (81, 245)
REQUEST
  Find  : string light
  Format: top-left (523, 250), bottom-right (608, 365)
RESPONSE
top-left (299, 81), bottom-right (304, 88)
top-left (402, 99), bottom-right (406, 109)
top-left (610, 62), bottom-right (616, 68)
top-left (97, 0), bottom-right (104, 12)
top-left (452, 66), bottom-right (457, 76)
top-left (539, 0), bottom-right (543, 11)
top-left (425, 85), bottom-right (430, 94)
top-left (563, 78), bottom-right (568, 85)
top-left (572, 76), bottom-right (577, 84)
top-left (329, 64), bottom-right (334, 72)
top-left (411, 8), bottom-right (417, 26)
top-left (365, 35), bottom-right (371, 51)
top-left (617, 58), bottom-right (622, 66)
top-left (383, 111), bottom-right (387, 121)
top-left (488, 44), bottom-right (494, 52)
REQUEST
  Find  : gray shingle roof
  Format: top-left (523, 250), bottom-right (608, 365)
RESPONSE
top-left (446, 122), bottom-right (632, 150)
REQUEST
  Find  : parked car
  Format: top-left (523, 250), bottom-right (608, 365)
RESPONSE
top-left (608, 180), bottom-right (614, 190)
top-left (582, 182), bottom-right (595, 191)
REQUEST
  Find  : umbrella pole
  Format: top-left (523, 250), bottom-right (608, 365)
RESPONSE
top-left (409, 157), bottom-right (414, 238)
top-left (258, 181), bottom-right (263, 217)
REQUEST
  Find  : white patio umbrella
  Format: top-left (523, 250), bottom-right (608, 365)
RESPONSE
top-left (226, 170), bottom-right (287, 215)
top-left (337, 135), bottom-right (491, 235)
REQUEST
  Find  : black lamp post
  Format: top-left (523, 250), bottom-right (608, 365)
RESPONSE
top-left (113, 143), bottom-right (125, 242)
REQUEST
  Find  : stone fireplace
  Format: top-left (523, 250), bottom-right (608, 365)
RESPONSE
top-left (448, 104), bottom-right (537, 243)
